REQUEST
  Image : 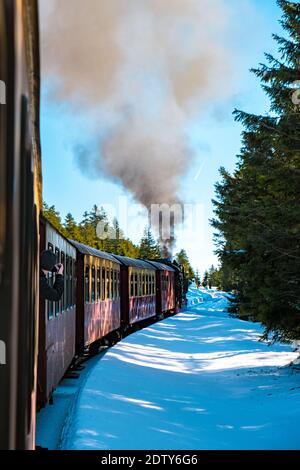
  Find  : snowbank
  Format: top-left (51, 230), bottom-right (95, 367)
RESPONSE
top-left (56, 288), bottom-right (300, 450)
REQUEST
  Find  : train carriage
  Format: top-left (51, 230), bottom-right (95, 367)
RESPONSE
top-left (112, 255), bottom-right (156, 325)
top-left (70, 241), bottom-right (121, 352)
top-left (0, 0), bottom-right (41, 449)
top-left (146, 261), bottom-right (176, 316)
top-left (38, 218), bottom-right (77, 407)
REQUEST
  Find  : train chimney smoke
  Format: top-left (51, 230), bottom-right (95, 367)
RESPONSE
top-left (40, 0), bottom-right (232, 247)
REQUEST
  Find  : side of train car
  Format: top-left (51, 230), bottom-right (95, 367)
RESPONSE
top-left (0, 0), bottom-right (41, 450)
top-left (37, 218), bottom-right (184, 407)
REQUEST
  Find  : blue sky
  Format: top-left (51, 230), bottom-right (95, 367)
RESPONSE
top-left (40, 0), bottom-right (284, 276)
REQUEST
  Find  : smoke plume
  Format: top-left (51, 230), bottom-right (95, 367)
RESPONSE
top-left (40, 0), bottom-right (232, 253)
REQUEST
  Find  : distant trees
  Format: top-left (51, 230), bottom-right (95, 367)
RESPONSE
top-left (211, 0), bottom-right (300, 342)
top-left (42, 203), bottom-right (139, 257)
top-left (42, 204), bottom-right (197, 285)
top-left (43, 202), bottom-right (66, 235)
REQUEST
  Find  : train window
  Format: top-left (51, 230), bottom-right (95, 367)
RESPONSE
top-left (117, 271), bottom-right (120, 299)
top-left (130, 273), bottom-right (134, 297)
top-left (112, 270), bottom-right (115, 299)
top-left (113, 270), bottom-right (116, 300)
top-left (47, 243), bottom-right (54, 319)
top-left (102, 267), bottom-right (106, 300)
top-left (85, 265), bottom-right (90, 303)
top-left (91, 266), bottom-right (96, 302)
top-left (65, 255), bottom-right (69, 308)
top-left (111, 269), bottom-right (114, 299)
top-left (139, 273), bottom-right (142, 296)
top-left (97, 267), bottom-right (101, 301)
top-left (106, 268), bottom-right (110, 299)
top-left (72, 258), bottom-right (76, 306)
top-left (69, 258), bottom-right (74, 307)
top-left (61, 252), bottom-right (65, 312)
top-left (115, 270), bottom-right (118, 299)
top-left (55, 248), bottom-right (60, 315)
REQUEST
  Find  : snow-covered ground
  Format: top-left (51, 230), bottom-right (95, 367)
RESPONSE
top-left (37, 287), bottom-right (300, 450)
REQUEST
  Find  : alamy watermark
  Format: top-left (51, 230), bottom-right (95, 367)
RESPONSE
top-left (95, 196), bottom-right (205, 243)
top-left (0, 340), bottom-right (6, 365)
top-left (0, 80), bottom-right (6, 104)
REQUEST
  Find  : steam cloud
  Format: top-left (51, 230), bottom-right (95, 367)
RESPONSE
top-left (40, 0), bottom-right (232, 253)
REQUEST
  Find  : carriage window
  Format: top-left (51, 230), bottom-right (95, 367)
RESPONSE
top-left (102, 267), bottom-right (106, 300)
top-left (111, 269), bottom-right (114, 299)
top-left (72, 258), bottom-right (76, 306)
top-left (55, 248), bottom-right (60, 315)
top-left (69, 258), bottom-right (74, 307)
top-left (85, 265), bottom-right (90, 303)
top-left (106, 268), bottom-right (110, 299)
top-left (47, 243), bottom-right (54, 319)
top-left (113, 270), bottom-right (116, 299)
top-left (117, 271), bottom-right (120, 298)
top-left (130, 273), bottom-right (134, 297)
top-left (97, 267), bottom-right (101, 301)
top-left (61, 252), bottom-right (65, 311)
top-left (91, 266), bottom-right (96, 302)
top-left (66, 255), bottom-right (69, 308)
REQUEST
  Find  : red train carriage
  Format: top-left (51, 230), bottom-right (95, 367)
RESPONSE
top-left (70, 241), bottom-right (121, 352)
top-left (112, 255), bottom-right (156, 325)
top-left (38, 218), bottom-right (77, 407)
top-left (147, 261), bottom-right (176, 315)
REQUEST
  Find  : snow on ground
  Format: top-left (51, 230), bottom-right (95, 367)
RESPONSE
top-left (60, 287), bottom-right (300, 450)
top-left (37, 287), bottom-right (300, 450)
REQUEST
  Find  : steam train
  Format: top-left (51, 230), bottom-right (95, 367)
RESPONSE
top-left (0, 1), bottom-right (186, 449)
top-left (38, 218), bottom-right (186, 409)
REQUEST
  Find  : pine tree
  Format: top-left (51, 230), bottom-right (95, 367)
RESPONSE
top-left (64, 213), bottom-right (82, 241)
top-left (42, 202), bottom-right (66, 235)
top-left (175, 249), bottom-right (195, 281)
top-left (138, 227), bottom-right (161, 260)
top-left (195, 269), bottom-right (201, 287)
top-left (202, 271), bottom-right (208, 289)
top-left (212, 0), bottom-right (300, 341)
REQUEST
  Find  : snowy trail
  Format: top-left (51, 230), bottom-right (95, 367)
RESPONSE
top-left (51, 288), bottom-right (300, 449)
